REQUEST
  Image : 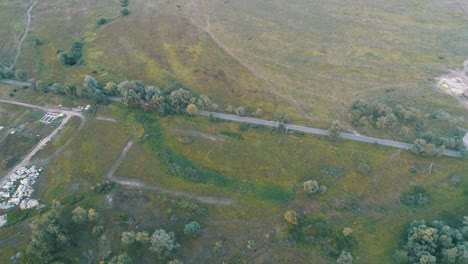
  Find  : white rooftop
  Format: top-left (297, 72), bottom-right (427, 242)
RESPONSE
top-left (464, 132), bottom-right (468, 147)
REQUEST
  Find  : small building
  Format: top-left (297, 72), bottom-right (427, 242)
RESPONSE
top-left (464, 132), bottom-right (468, 147)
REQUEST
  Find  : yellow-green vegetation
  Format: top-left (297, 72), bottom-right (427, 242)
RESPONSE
top-left (1, 0), bottom-right (468, 263)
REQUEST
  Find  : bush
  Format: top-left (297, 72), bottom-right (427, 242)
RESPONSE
top-left (219, 130), bottom-right (243, 140)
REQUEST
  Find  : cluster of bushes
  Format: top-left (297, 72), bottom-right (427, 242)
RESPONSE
top-left (283, 210), bottom-right (357, 260)
top-left (57, 41), bottom-right (84, 66)
top-left (393, 217), bottom-right (468, 264)
top-left (349, 99), bottom-right (467, 151)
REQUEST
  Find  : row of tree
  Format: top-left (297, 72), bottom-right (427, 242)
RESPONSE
top-left (349, 99), bottom-right (467, 152)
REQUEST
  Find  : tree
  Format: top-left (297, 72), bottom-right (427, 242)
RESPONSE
top-left (72, 206), bottom-right (88, 223)
top-left (234, 106), bottom-right (246, 116)
top-left (36, 80), bottom-right (48, 93)
top-left (109, 253), bottom-right (133, 264)
top-left (135, 231), bottom-right (150, 245)
top-left (186, 103), bottom-right (198, 115)
top-left (28, 78), bottom-right (36, 90)
top-left (14, 69), bottom-right (27, 81)
top-left (121, 8), bottom-right (130, 16)
top-left (57, 52), bottom-right (69, 65)
top-left (97, 17), bottom-right (107, 26)
top-left (336, 251), bottom-right (353, 264)
top-left (120, 0), bottom-right (129, 7)
top-left (395, 218), bottom-right (468, 264)
top-left (168, 260), bottom-right (183, 264)
top-left (303, 180), bottom-right (320, 194)
top-left (169, 88), bottom-right (192, 114)
top-left (461, 148), bottom-right (468, 159)
top-left (105, 82), bottom-right (118, 95)
top-left (184, 221), bottom-right (201, 237)
top-left (149, 229), bottom-right (180, 258)
top-left (329, 120), bottom-right (341, 140)
top-left (411, 139), bottom-right (445, 156)
top-left (92, 225), bottom-right (104, 237)
top-left (121, 231), bottom-right (136, 245)
top-left (284, 210), bottom-right (298, 225)
top-left (303, 180), bottom-right (327, 195)
top-left (27, 209), bottom-right (70, 262)
top-left (357, 161), bottom-right (371, 175)
top-left (88, 208), bottom-right (99, 223)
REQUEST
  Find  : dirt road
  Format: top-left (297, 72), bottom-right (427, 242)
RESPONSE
top-left (106, 140), bottom-right (235, 206)
top-left (8, 0), bottom-right (38, 70)
top-left (0, 99), bottom-right (85, 184)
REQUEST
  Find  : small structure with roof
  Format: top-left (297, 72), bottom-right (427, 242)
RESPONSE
top-left (464, 132), bottom-right (468, 147)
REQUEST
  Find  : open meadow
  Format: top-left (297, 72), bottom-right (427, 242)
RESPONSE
top-left (0, 0), bottom-right (467, 263)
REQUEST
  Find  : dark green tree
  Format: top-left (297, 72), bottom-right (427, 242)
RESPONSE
top-left (121, 8), bottom-right (130, 16)
top-left (184, 221), bottom-right (201, 237)
top-left (26, 204), bottom-right (70, 262)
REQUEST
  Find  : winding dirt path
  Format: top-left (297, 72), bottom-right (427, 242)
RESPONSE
top-left (186, 1), bottom-right (314, 121)
top-left (7, 0), bottom-right (38, 71)
top-left (106, 140), bottom-right (235, 206)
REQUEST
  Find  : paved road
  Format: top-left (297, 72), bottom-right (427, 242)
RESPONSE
top-left (0, 99), bottom-right (86, 184)
top-left (0, 79), bottom-right (30, 86)
top-left (0, 81), bottom-right (461, 158)
top-left (197, 110), bottom-right (462, 158)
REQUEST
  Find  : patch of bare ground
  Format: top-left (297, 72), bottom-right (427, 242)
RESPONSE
top-left (172, 128), bottom-right (225, 142)
top-left (96, 116), bottom-right (117, 123)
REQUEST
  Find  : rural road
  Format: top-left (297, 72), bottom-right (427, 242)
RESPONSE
top-left (0, 79), bottom-right (30, 86)
top-left (0, 99), bottom-right (86, 184)
top-left (1, 80), bottom-right (462, 158)
top-left (197, 110), bottom-right (462, 158)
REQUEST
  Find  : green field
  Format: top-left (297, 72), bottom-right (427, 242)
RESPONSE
top-left (0, 0), bottom-right (467, 263)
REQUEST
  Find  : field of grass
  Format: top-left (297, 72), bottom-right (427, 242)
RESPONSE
top-left (1, 0), bottom-right (468, 263)
top-left (186, 0), bottom-right (468, 121)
